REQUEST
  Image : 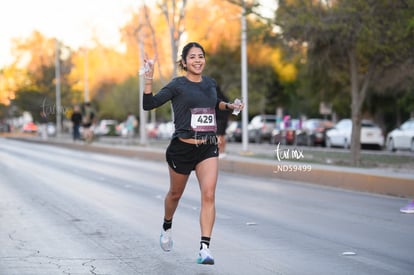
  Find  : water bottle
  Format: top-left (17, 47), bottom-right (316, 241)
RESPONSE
top-left (232, 98), bottom-right (242, 116)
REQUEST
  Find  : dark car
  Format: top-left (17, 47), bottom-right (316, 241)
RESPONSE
top-left (0, 121), bottom-right (11, 133)
top-left (270, 118), bottom-right (301, 145)
top-left (295, 119), bottom-right (333, 146)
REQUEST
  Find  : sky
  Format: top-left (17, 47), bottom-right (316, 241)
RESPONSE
top-left (0, 0), bottom-right (276, 68)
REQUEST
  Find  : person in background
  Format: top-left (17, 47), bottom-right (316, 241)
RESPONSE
top-left (215, 85), bottom-right (231, 158)
top-left (81, 102), bottom-right (95, 143)
top-left (125, 112), bottom-right (138, 138)
top-left (400, 199), bottom-right (414, 214)
top-left (142, 42), bottom-right (243, 265)
top-left (39, 111), bottom-right (48, 140)
top-left (71, 105), bottom-right (82, 142)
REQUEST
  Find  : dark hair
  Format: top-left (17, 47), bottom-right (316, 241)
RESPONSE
top-left (177, 42), bottom-right (206, 71)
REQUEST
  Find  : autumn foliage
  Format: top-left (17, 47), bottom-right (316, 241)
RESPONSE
top-left (0, 0), bottom-right (294, 121)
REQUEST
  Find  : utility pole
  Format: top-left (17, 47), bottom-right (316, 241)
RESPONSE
top-left (138, 9), bottom-right (148, 145)
top-left (55, 39), bottom-right (62, 136)
top-left (84, 48), bottom-right (89, 102)
top-left (241, 0), bottom-right (249, 153)
top-left (138, 63), bottom-right (148, 145)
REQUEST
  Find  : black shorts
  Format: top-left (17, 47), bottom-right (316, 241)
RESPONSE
top-left (166, 138), bottom-right (219, 175)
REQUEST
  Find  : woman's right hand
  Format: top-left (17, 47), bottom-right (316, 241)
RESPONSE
top-left (144, 54), bottom-right (155, 80)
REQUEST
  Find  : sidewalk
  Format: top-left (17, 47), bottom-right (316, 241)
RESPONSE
top-left (6, 133), bottom-right (414, 198)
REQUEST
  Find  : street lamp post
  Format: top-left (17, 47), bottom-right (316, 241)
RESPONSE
top-left (241, 0), bottom-right (249, 153)
top-left (137, 15), bottom-right (148, 145)
top-left (55, 39), bottom-right (62, 136)
top-left (84, 48), bottom-right (89, 102)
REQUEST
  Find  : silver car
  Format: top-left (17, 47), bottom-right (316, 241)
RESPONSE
top-left (386, 118), bottom-right (414, 152)
top-left (247, 115), bottom-right (277, 143)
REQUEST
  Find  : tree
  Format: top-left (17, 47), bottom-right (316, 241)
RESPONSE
top-left (7, 32), bottom-right (76, 123)
top-left (68, 43), bottom-right (136, 102)
top-left (0, 0), bottom-right (307, 127)
top-left (0, 66), bottom-right (28, 105)
top-left (276, 0), bottom-right (414, 166)
top-left (158, 0), bottom-right (188, 77)
top-left (98, 77), bottom-right (139, 121)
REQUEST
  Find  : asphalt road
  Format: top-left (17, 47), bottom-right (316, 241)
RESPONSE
top-left (0, 138), bottom-right (413, 275)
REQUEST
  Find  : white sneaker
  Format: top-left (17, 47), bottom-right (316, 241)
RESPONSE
top-left (400, 200), bottom-right (414, 214)
top-left (160, 229), bottom-right (173, 252)
top-left (197, 243), bottom-right (215, 265)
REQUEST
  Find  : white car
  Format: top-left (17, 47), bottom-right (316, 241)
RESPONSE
top-left (94, 119), bottom-right (120, 136)
top-left (326, 119), bottom-right (384, 149)
top-left (386, 118), bottom-right (414, 152)
top-left (157, 122), bottom-right (175, 139)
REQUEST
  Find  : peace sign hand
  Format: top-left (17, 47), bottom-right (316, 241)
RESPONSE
top-left (143, 54), bottom-right (156, 80)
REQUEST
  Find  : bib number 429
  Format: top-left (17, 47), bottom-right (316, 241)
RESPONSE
top-left (190, 108), bottom-right (216, 132)
top-left (197, 114), bottom-right (213, 124)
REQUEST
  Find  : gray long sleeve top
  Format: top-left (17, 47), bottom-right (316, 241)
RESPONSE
top-left (143, 76), bottom-right (221, 140)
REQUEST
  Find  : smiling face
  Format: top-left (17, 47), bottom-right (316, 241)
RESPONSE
top-left (183, 46), bottom-right (205, 80)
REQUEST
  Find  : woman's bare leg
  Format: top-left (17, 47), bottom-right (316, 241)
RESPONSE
top-left (195, 157), bottom-right (218, 237)
top-left (164, 167), bottom-right (189, 220)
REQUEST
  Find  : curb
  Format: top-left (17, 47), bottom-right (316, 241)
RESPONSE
top-left (219, 158), bottom-right (414, 197)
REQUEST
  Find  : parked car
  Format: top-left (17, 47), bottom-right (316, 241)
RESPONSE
top-left (0, 121), bottom-right (11, 132)
top-left (226, 121), bottom-right (242, 142)
top-left (248, 115), bottom-right (277, 143)
top-left (386, 118), bottom-right (414, 152)
top-left (157, 122), bottom-right (175, 139)
top-left (295, 119), bottom-right (333, 146)
top-left (285, 118), bottom-right (302, 145)
top-left (22, 122), bottom-right (38, 133)
top-left (94, 119), bottom-right (120, 136)
top-left (45, 122), bottom-right (57, 136)
top-left (270, 118), bottom-right (302, 145)
top-left (146, 122), bottom-right (158, 139)
top-left (326, 119), bottom-right (384, 149)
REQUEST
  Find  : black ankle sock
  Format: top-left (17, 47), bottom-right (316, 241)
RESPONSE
top-left (163, 218), bottom-right (172, 231)
top-left (200, 236), bottom-right (211, 249)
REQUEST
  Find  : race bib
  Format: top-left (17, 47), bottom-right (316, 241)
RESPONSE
top-left (190, 108), bottom-right (217, 132)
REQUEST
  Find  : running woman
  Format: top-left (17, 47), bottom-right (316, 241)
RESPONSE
top-left (142, 42), bottom-right (243, 265)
